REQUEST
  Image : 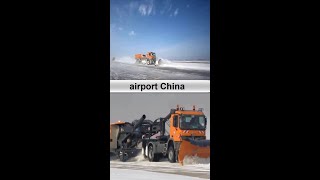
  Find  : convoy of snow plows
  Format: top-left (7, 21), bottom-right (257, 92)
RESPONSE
top-left (110, 105), bottom-right (210, 165)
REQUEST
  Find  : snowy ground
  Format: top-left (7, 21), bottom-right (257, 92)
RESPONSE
top-left (110, 57), bottom-right (210, 80)
top-left (110, 153), bottom-right (210, 179)
top-left (111, 168), bottom-right (208, 180)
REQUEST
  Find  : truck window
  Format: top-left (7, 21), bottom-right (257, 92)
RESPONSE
top-left (198, 116), bottom-right (206, 127)
top-left (180, 115), bottom-right (206, 130)
top-left (164, 120), bottom-right (170, 136)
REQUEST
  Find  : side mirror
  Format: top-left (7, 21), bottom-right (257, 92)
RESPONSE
top-left (173, 116), bottom-right (178, 127)
top-left (205, 117), bottom-right (207, 126)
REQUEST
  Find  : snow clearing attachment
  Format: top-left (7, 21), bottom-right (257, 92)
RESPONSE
top-left (110, 115), bottom-right (153, 162)
top-left (177, 139), bottom-right (210, 164)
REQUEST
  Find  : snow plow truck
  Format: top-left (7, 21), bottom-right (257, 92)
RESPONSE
top-left (135, 52), bottom-right (162, 66)
top-left (110, 105), bottom-right (210, 165)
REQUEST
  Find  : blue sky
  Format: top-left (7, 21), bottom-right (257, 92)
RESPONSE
top-left (110, 0), bottom-right (210, 60)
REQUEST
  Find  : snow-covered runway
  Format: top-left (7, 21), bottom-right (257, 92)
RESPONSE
top-left (110, 156), bottom-right (210, 179)
top-left (110, 59), bottom-right (210, 80)
top-left (111, 168), bottom-right (208, 180)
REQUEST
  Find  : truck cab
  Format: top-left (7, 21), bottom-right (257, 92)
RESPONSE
top-left (142, 105), bottom-right (210, 163)
top-left (170, 107), bottom-right (207, 141)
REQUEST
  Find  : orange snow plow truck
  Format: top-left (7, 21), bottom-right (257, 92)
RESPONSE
top-left (110, 105), bottom-right (210, 165)
top-left (135, 52), bottom-right (161, 65)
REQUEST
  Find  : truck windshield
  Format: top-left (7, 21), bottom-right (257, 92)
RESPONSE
top-left (180, 115), bottom-right (206, 130)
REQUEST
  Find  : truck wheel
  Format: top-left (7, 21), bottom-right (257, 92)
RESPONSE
top-left (148, 145), bottom-right (159, 162)
top-left (168, 146), bottom-right (176, 163)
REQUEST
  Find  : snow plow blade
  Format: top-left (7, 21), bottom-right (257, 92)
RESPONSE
top-left (178, 139), bottom-right (210, 165)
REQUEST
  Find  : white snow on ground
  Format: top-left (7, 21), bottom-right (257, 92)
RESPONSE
top-left (110, 62), bottom-right (210, 80)
top-left (110, 154), bottom-right (210, 179)
top-left (131, 151), bottom-right (146, 162)
top-left (110, 160), bottom-right (210, 172)
top-left (110, 168), bottom-right (206, 180)
top-left (160, 62), bottom-right (210, 71)
top-left (112, 56), bottom-right (210, 71)
top-left (158, 58), bottom-right (210, 71)
top-left (183, 156), bottom-right (211, 165)
top-left (112, 56), bottom-right (136, 64)
top-left (124, 150), bottom-right (210, 167)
